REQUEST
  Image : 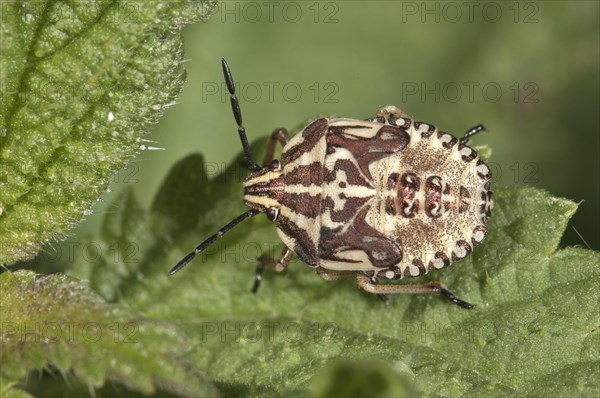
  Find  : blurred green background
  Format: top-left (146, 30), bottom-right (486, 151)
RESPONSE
top-left (76, 0), bottom-right (599, 251)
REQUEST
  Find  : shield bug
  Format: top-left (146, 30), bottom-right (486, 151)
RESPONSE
top-left (168, 59), bottom-right (493, 309)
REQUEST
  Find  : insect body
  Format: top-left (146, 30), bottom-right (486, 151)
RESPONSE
top-left (169, 59), bottom-right (493, 309)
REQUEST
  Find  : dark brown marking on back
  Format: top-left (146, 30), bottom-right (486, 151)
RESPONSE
top-left (285, 162), bottom-right (323, 186)
top-left (442, 182), bottom-right (453, 212)
top-left (387, 173), bottom-right (399, 189)
top-left (425, 175), bottom-right (443, 218)
top-left (438, 131), bottom-right (458, 149)
top-left (481, 183), bottom-right (493, 220)
top-left (414, 121), bottom-right (435, 139)
top-left (322, 157), bottom-right (374, 222)
top-left (471, 225), bottom-right (488, 246)
top-left (320, 206), bottom-right (403, 268)
top-left (477, 159), bottom-right (492, 180)
top-left (452, 240), bottom-right (473, 261)
top-left (276, 215), bottom-right (318, 266)
top-left (435, 251), bottom-right (450, 268)
top-left (479, 190), bottom-right (493, 219)
top-left (281, 192), bottom-right (321, 219)
top-left (402, 258), bottom-right (426, 277)
top-left (385, 197), bottom-right (396, 216)
top-left (459, 142), bottom-right (478, 162)
top-left (398, 172), bottom-right (420, 218)
top-left (243, 169), bottom-right (285, 211)
top-left (459, 186), bottom-right (471, 213)
top-left (323, 196), bottom-right (372, 224)
top-left (324, 158), bottom-right (372, 187)
top-left (282, 118), bottom-right (328, 165)
top-left (326, 124), bottom-right (410, 180)
top-left (390, 116), bottom-right (411, 129)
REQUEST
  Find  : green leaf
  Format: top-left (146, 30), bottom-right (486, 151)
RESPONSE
top-left (0, 270), bottom-right (219, 398)
top-left (69, 153), bottom-right (600, 397)
top-left (309, 358), bottom-right (421, 398)
top-left (0, 384), bottom-right (34, 398)
top-left (0, 0), bottom-right (217, 265)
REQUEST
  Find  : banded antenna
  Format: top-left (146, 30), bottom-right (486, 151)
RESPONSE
top-left (169, 209), bottom-right (260, 275)
top-left (169, 59), bottom-right (264, 276)
top-left (221, 58), bottom-right (261, 172)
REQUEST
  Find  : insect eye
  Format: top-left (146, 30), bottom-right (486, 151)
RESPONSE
top-left (266, 207), bottom-right (279, 222)
top-left (269, 159), bottom-right (282, 170)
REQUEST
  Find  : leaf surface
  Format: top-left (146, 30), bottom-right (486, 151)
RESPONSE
top-left (70, 153), bottom-right (600, 397)
top-left (0, 0), bottom-right (216, 264)
top-left (0, 270), bottom-right (219, 397)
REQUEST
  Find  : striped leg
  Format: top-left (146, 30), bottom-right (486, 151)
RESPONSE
top-left (252, 246), bottom-right (293, 293)
top-left (316, 269), bottom-right (388, 303)
top-left (460, 124), bottom-right (486, 146)
top-left (263, 128), bottom-right (290, 166)
top-left (356, 274), bottom-right (474, 309)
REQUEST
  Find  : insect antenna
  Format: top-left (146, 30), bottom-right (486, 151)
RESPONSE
top-left (168, 209), bottom-right (260, 275)
top-left (221, 58), bottom-right (261, 172)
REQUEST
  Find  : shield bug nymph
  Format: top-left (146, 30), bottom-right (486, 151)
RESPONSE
top-left (168, 59), bottom-right (493, 309)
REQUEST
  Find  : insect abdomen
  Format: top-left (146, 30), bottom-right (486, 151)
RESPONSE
top-left (370, 123), bottom-right (493, 278)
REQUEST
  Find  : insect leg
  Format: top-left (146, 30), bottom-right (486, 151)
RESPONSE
top-left (263, 128), bottom-right (290, 166)
top-left (370, 277), bottom-right (390, 304)
top-left (251, 246), bottom-right (294, 293)
top-left (356, 274), bottom-right (474, 309)
top-left (460, 124), bottom-right (487, 146)
top-left (317, 270), bottom-right (389, 303)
